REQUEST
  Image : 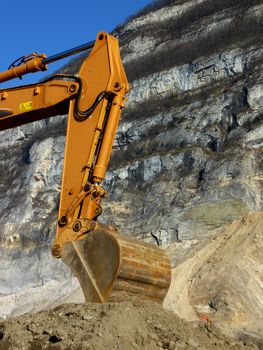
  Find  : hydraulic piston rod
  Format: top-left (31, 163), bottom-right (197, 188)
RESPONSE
top-left (42, 40), bottom-right (95, 65)
top-left (0, 40), bottom-right (95, 83)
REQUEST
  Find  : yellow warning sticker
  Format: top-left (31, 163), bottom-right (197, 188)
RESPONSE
top-left (19, 101), bottom-right (33, 112)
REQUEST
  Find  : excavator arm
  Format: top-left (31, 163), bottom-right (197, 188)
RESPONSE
top-left (0, 32), bottom-right (171, 303)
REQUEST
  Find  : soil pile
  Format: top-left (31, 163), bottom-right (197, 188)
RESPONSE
top-left (165, 213), bottom-right (263, 325)
top-left (0, 301), bottom-right (258, 350)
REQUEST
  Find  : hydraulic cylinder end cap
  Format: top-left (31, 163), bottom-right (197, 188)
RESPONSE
top-left (92, 164), bottom-right (106, 183)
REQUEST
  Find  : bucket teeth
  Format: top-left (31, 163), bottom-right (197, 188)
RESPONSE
top-left (61, 226), bottom-right (171, 303)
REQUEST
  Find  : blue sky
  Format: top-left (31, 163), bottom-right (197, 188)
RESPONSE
top-left (1, 0), bottom-right (152, 87)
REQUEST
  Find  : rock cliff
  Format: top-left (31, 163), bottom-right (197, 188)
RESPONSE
top-left (0, 0), bottom-right (262, 338)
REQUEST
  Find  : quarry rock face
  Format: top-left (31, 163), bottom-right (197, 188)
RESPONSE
top-left (0, 0), bottom-right (262, 337)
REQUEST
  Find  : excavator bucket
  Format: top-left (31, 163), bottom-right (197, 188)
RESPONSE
top-left (61, 226), bottom-right (171, 303)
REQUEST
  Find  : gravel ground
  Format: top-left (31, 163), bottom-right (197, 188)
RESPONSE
top-left (0, 301), bottom-right (258, 350)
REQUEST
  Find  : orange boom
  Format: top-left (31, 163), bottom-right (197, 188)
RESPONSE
top-left (0, 32), bottom-right (171, 303)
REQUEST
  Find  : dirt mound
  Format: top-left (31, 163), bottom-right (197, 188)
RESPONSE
top-left (165, 212), bottom-right (263, 324)
top-left (0, 301), bottom-right (257, 350)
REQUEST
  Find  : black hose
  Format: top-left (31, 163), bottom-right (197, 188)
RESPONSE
top-left (40, 74), bottom-right (113, 122)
